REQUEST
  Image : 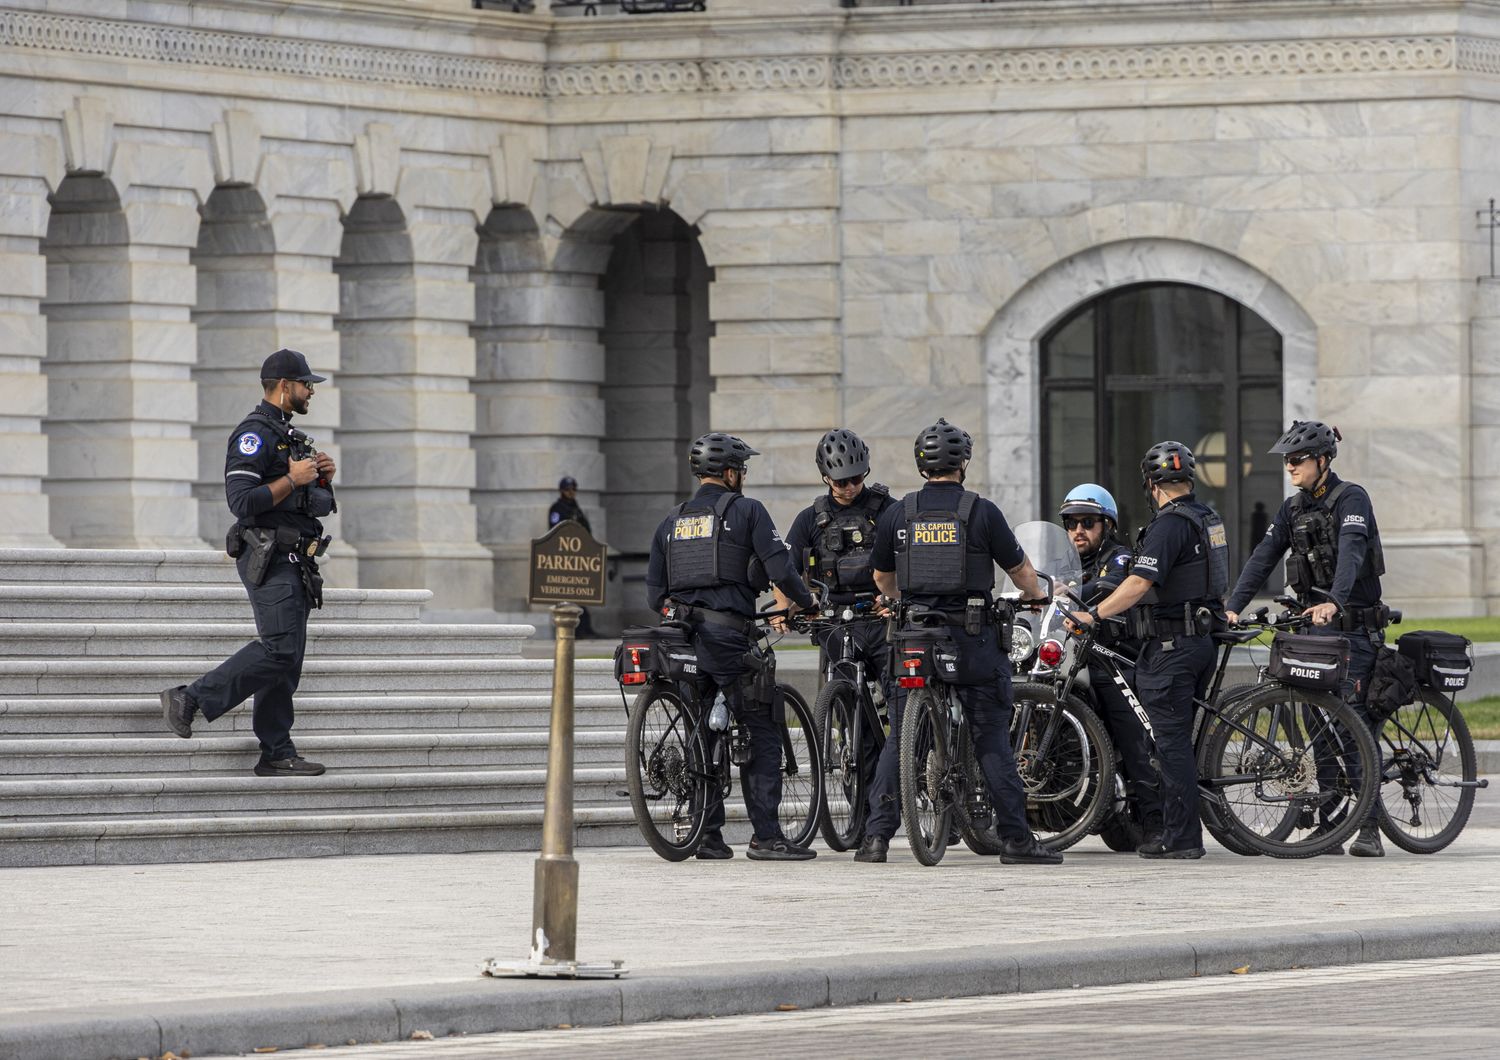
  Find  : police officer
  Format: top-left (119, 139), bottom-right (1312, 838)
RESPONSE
top-left (159, 349), bottom-right (336, 777)
top-left (1225, 421), bottom-right (1388, 857)
top-left (856, 418), bottom-right (1060, 866)
top-left (1060, 483), bottom-right (1165, 848)
top-left (1071, 442), bottom-right (1227, 859)
top-left (548, 475), bottom-right (591, 533)
top-left (645, 432), bottom-right (818, 861)
top-left (778, 428), bottom-right (897, 812)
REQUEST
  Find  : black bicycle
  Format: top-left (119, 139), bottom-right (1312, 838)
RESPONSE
top-left (1055, 601), bottom-right (1381, 858)
top-left (616, 612), bottom-right (824, 862)
top-left (806, 596), bottom-right (889, 851)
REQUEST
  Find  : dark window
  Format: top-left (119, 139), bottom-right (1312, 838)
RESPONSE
top-left (1040, 283), bottom-right (1284, 580)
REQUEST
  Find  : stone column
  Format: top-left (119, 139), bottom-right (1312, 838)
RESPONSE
top-left (0, 131), bottom-right (62, 547)
top-left (335, 183), bottom-right (493, 611)
top-left (41, 115), bottom-right (212, 547)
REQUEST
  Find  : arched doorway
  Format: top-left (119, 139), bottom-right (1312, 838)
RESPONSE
top-left (1039, 282), bottom-right (1285, 572)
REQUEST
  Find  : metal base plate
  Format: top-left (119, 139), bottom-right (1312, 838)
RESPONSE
top-left (483, 957), bottom-right (629, 980)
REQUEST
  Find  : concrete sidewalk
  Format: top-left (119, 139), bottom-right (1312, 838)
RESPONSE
top-left (3, 790), bottom-right (1499, 1060)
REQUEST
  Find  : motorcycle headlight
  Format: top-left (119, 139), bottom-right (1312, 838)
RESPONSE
top-left (1008, 623), bottom-right (1034, 667)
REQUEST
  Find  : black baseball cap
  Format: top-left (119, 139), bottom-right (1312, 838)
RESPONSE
top-left (260, 348), bottom-right (327, 384)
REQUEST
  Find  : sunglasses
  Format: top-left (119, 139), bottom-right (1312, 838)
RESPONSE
top-left (1063, 516), bottom-right (1100, 531)
top-left (831, 473), bottom-right (865, 489)
top-left (1284, 453), bottom-right (1314, 468)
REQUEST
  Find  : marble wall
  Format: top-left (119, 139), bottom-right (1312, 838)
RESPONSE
top-left (0, 0), bottom-right (1496, 614)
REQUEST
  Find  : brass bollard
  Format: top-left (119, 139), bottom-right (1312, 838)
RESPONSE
top-left (532, 603), bottom-right (580, 962)
top-left (483, 604), bottom-right (625, 979)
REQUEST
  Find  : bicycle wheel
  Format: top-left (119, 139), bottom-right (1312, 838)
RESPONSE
top-left (1199, 683), bottom-right (1378, 859)
top-left (1376, 688), bottom-right (1477, 854)
top-left (899, 687), bottom-right (952, 866)
top-left (625, 683), bottom-right (710, 861)
top-left (1195, 683), bottom-right (1274, 857)
top-left (957, 722), bottom-right (1005, 855)
top-left (1010, 681), bottom-right (1115, 851)
top-left (776, 684), bottom-right (824, 849)
top-left (814, 679), bottom-right (866, 851)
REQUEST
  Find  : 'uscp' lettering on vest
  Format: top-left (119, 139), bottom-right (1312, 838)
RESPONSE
top-left (912, 521), bottom-right (959, 545)
top-left (673, 515), bottom-right (714, 540)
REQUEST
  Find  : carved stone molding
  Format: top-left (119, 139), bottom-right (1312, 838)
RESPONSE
top-left (0, 10), bottom-right (545, 97)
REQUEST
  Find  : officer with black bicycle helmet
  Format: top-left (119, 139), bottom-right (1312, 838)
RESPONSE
top-left (857, 418), bottom-right (1060, 866)
top-left (645, 432), bottom-right (817, 861)
top-left (1224, 420), bottom-right (1388, 857)
top-left (1070, 441), bottom-right (1228, 859)
top-left (1060, 483), bottom-right (1165, 847)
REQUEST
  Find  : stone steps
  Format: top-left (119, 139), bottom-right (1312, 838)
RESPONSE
top-left (0, 547), bottom-right (641, 867)
top-left (0, 585), bottom-right (431, 623)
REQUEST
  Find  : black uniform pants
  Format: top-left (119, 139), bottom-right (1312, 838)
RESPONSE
top-left (814, 617), bottom-right (890, 794)
top-left (1088, 659), bottom-right (1165, 831)
top-left (188, 552), bottom-right (310, 762)
top-left (1307, 624), bottom-right (1383, 827)
top-left (692, 622), bottom-right (783, 841)
top-left (1133, 634), bottom-right (1215, 851)
top-left (865, 625), bottom-right (1031, 844)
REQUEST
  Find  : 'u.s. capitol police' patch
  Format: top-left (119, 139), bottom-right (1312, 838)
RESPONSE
top-left (237, 432), bottom-right (262, 456)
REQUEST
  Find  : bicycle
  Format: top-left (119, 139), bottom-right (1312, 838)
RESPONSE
top-left (1375, 631), bottom-right (1489, 853)
top-left (616, 610), bottom-right (825, 862)
top-left (894, 599), bottom-right (1028, 866)
top-left (1055, 599), bottom-right (1381, 858)
top-left (805, 595), bottom-right (890, 851)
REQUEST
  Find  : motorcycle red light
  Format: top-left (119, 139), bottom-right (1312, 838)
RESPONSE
top-left (1037, 639), bottom-right (1064, 667)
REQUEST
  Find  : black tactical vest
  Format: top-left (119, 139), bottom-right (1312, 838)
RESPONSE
top-left (1148, 500), bottom-right (1229, 605)
top-left (243, 408), bottom-right (336, 522)
top-left (894, 490), bottom-right (992, 595)
top-left (665, 491), bottom-right (764, 592)
top-left (1285, 482), bottom-right (1385, 599)
top-left (806, 484), bottom-right (889, 594)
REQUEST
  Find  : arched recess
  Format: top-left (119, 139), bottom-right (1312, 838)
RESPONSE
top-left (983, 238), bottom-right (1318, 536)
top-left (469, 199), bottom-right (711, 628)
top-left (190, 185), bottom-right (276, 543)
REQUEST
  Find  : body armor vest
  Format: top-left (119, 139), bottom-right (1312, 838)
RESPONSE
top-left (1285, 481), bottom-right (1385, 600)
top-left (806, 484), bottom-right (889, 594)
top-left (243, 409), bottom-right (336, 522)
top-left (1143, 500), bottom-right (1229, 606)
top-left (894, 490), bottom-right (993, 595)
top-left (665, 491), bottom-right (766, 593)
top-left (1080, 541), bottom-right (1132, 596)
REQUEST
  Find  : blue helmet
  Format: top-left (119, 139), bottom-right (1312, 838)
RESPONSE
top-left (1059, 483), bottom-right (1119, 525)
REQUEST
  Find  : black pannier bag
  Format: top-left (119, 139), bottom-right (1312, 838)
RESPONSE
top-left (1267, 632), bottom-right (1349, 693)
top-left (892, 628), bottom-right (960, 688)
top-left (615, 623), bottom-right (698, 686)
top-left (1397, 630), bottom-right (1473, 694)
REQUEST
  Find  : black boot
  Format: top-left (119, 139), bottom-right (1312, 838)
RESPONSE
top-left (854, 836), bottom-right (889, 863)
top-left (1349, 823), bottom-right (1385, 858)
top-left (1000, 834), bottom-right (1063, 865)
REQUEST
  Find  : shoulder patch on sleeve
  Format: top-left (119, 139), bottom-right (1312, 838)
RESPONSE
top-left (236, 432), bottom-right (262, 456)
top-left (1113, 554), bottom-right (1131, 568)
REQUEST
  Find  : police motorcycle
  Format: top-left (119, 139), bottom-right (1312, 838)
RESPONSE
top-left (614, 600), bottom-right (826, 862)
top-left (994, 522), bottom-right (1117, 852)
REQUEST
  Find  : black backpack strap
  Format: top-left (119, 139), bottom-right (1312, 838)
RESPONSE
top-left (713, 491), bottom-right (739, 521)
top-left (903, 493), bottom-right (919, 522)
top-left (1321, 480), bottom-right (1352, 510)
top-left (813, 494), bottom-right (833, 525)
top-left (955, 490), bottom-right (978, 525)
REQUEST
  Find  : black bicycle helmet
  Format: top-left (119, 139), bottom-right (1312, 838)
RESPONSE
top-left (913, 418), bottom-right (973, 476)
top-left (1269, 420), bottom-right (1340, 460)
top-left (815, 428), bottom-right (870, 479)
top-left (688, 432), bottom-right (759, 477)
top-left (1140, 440), bottom-right (1196, 487)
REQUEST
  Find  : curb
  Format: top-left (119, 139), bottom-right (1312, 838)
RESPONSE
top-left (4, 914), bottom-right (1500, 1059)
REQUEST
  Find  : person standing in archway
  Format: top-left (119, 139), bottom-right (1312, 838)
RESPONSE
top-left (548, 476), bottom-right (591, 533)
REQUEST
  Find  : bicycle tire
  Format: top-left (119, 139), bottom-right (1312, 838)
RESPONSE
top-left (1376, 688), bottom-right (1478, 854)
top-left (1197, 689), bottom-right (1294, 857)
top-left (776, 683), bottom-right (825, 850)
top-left (1010, 681), bottom-right (1115, 851)
top-left (813, 679), bottom-right (867, 851)
top-left (625, 682), bottom-right (710, 861)
top-left (957, 722), bottom-right (1005, 855)
top-left (1199, 683), bottom-right (1378, 859)
top-left (899, 687), bottom-right (952, 866)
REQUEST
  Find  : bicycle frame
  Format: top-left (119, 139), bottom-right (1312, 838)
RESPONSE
top-left (818, 612), bottom-right (888, 776)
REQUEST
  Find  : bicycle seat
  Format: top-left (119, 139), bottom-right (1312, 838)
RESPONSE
top-left (1212, 628), bottom-right (1262, 645)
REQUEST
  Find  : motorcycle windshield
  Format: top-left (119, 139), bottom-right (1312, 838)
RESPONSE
top-left (999, 520), bottom-right (1084, 597)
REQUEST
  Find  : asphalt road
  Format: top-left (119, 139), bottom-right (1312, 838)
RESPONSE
top-left (211, 952), bottom-right (1500, 1059)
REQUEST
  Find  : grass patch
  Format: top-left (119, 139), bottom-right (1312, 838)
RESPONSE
top-left (1397, 616), bottom-right (1500, 642)
top-left (1457, 697), bottom-right (1500, 740)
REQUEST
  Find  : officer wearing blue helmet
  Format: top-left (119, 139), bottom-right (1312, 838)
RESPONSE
top-left (1060, 483), bottom-right (1164, 848)
top-left (1070, 442), bottom-right (1228, 859)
